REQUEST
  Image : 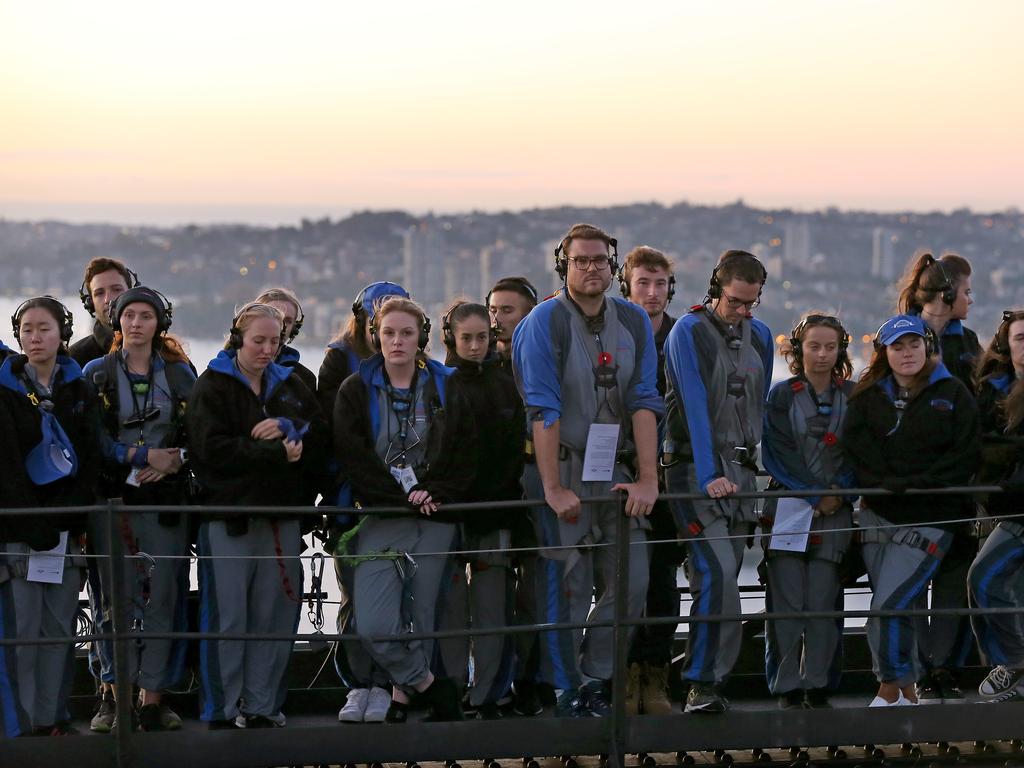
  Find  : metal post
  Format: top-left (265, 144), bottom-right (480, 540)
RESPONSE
top-left (607, 494), bottom-right (631, 768)
top-left (106, 498), bottom-right (135, 768)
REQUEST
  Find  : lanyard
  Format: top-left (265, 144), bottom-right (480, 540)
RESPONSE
top-left (118, 352), bottom-right (155, 424)
top-left (384, 372), bottom-right (421, 467)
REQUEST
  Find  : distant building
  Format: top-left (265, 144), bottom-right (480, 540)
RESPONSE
top-left (783, 219), bottom-right (813, 271)
top-left (403, 222), bottom-right (446, 305)
top-left (871, 228), bottom-right (898, 281)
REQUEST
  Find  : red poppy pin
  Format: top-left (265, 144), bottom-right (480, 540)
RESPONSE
top-left (822, 432), bottom-right (838, 446)
top-left (598, 352), bottom-right (613, 366)
top-left (790, 380), bottom-right (805, 393)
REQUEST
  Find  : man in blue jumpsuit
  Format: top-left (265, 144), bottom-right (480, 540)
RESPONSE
top-left (513, 223), bottom-right (662, 717)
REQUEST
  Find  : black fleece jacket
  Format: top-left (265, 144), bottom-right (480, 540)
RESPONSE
top-left (843, 368), bottom-right (980, 528)
top-left (69, 321), bottom-right (114, 368)
top-left (186, 354), bottom-right (329, 525)
top-left (448, 354), bottom-right (525, 533)
top-left (0, 356), bottom-right (100, 549)
top-left (975, 375), bottom-right (1024, 519)
top-left (333, 359), bottom-right (478, 523)
top-left (317, 342), bottom-right (359, 427)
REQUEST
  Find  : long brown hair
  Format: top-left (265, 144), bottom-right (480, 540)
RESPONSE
top-left (332, 313), bottom-right (375, 360)
top-left (977, 310), bottom-right (1024, 431)
top-left (852, 341), bottom-right (937, 400)
top-left (896, 251), bottom-right (972, 314)
top-left (110, 331), bottom-right (191, 366)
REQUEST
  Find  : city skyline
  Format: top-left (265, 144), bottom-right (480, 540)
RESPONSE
top-left (3, 1), bottom-right (1024, 226)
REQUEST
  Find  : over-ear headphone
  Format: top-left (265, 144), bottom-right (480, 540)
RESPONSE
top-left (352, 282), bottom-right (410, 321)
top-left (110, 287), bottom-right (174, 334)
top-left (442, 302), bottom-right (500, 349)
top-left (369, 310), bottom-right (432, 351)
top-left (617, 265), bottom-right (677, 303)
top-left (485, 277), bottom-right (539, 310)
top-left (790, 315), bottom-right (851, 362)
top-left (79, 267), bottom-right (140, 316)
top-left (994, 310), bottom-right (1024, 355)
top-left (12, 296), bottom-right (75, 345)
top-left (707, 251), bottom-right (767, 302)
top-left (554, 237), bottom-right (619, 281)
top-left (228, 302), bottom-right (287, 350)
top-left (928, 255), bottom-right (957, 306)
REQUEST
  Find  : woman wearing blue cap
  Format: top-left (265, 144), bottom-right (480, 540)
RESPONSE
top-left (843, 314), bottom-right (980, 706)
top-left (0, 296), bottom-right (99, 737)
top-left (82, 286), bottom-right (195, 732)
top-left (187, 302), bottom-right (328, 729)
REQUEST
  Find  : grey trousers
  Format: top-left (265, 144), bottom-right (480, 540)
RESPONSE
top-left (764, 554), bottom-right (841, 693)
top-left (331, 551), bottom-right (389, 689)
top-left (438, 528), bottom-right (516, 706)
top-left (0, 541), bottom-right (83, 735)
top-left (197, 518), bottom-right (303, 721)
top-left (534, 501), bottom-right (649, 690)
top-left (862, 525), bottom-right (951, 686)
top-left (352, 516), bottom-right (455, 689)
top-left (91, 511), bottom-right (190, 690)
top-left (969, 522), bottom-right (1024, 667)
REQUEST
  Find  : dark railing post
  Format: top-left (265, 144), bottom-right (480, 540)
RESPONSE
top-left (607, 494), bottom-right (631, 768)
top-left (106, 498), bottom-right (134, 768)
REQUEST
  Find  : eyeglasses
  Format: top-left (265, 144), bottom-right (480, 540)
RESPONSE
top-left (722, 291), bottom-right (760, 310)
top-left (568, 255), bottom-right (611, 271)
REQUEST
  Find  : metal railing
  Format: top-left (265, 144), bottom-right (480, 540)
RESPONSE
top-left (0, 482), bottom-right (1021, 768)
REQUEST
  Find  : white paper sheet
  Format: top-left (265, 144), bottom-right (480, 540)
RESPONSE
top-left (582, 423), bottom-right (620, 482)
top-left (27, 530), bottom-right (68, 584)
top-left (768, 498), bottom-right (814, 553)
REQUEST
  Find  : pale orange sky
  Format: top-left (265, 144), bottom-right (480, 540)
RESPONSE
top-left (1, 1), bottom-right (1023, 224)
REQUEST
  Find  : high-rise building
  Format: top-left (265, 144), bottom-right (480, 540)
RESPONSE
top-left (403, 222), bottom-right (446, 306)
top-left (872, 228), bottom-right (898, 281)
top-left (783, 219), bottom-right (813, 270)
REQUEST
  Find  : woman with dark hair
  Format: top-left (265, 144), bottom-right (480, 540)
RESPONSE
top-left (436, 301), bottom-right (524, 719)
top-left (968, 310), bottom-right (1024, 702)
top-left (334, 296), bottom-right (477, 723)
top-left (0, 297), bottom-right (99, 737)
top-left (896, 250), bottom-right (981, 701)
top-left (319, 281), bottom-right (410, 723)
top-left (843, 314), bottom-right (980, 706)
top-left (761, 313), bottom-right (856, 709)
top-left (82, 286), bottom-right (195, 732)
top-left (187, 302), bottom-right (328, 729)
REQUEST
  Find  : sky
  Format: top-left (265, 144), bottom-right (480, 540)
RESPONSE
top-left (1, 0), bottom-right (1023, 226)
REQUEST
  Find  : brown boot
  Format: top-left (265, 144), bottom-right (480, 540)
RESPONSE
top-left (641, 663), bottom-right (673, 715)
top-left (625, 663), bottom-right (642, 716)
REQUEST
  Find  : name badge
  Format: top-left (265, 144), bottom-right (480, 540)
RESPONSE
top-left (582, 423), bottom-right (620, 482)
top-left (390, 465), bottom-right (419, 493)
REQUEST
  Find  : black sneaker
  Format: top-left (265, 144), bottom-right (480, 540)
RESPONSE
top-left (238, 714), bottom-right (277, 729)
top-left (477, 702), bottom-right (503, 720)
top-left (512, 680), bottom-right (544, 717)
top-left (421, 677), bottom-right (464, 722)
top-left (385, 701), bottom-right (409, 724)
top-left (207, 719), bottom-right (239, 730)
top-left (916, 672), bottom-right (941, 703)
top-left (777, 690), bottom-right (803, 710)
top-left (803, 688), bottom-right (832, 709)
top-left (581, 682), bottom-right (611, 718)
top-left (138, 703), bottom-right (163, 732)
top-left (89, 694), bottom-right (116, 733)
top-left (684, 682), bottom-right (728, 714)
top-left (979, 665), bottom-right (1024, 702)
top-left (933, 668), bottom-right (964, 700)
top-left (555, 689), bottom-right (589, 718)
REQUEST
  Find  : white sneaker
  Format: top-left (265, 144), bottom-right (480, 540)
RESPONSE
top-left (869, 690), bottom-right (907, 707)
top-left (339, 688), bottom-right (370, 723)
top-left (363, 686), bottom-right (391, 723)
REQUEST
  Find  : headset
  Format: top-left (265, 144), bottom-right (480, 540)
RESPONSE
top-left (485, 277), bottom-right (539, 310)
top-left (369, 308), bottom-right (432, 351)
top-left (618, 263), bottom-right (676, 303)
top-left (12, 296), bottom-right (75, 345)
top-left (790, 314), bottom-right (851, 363)
top-left (872, 322), bottom-right (938, 357)
top-left (228, 302), bottom-right (288, 350)
top-left (442, 302), bottom-right (500, 350)
top-left (79, 266), bottom-right (140, 317)
top-left (927, 255), bottom-right (957, 306)
top-left (110, 286), bottom-right (174, 334)
top-left (707, 250), bottom-right (767, 302)
top-left (255, 288), bottom-right (304, 341)
top-left (554, 236), bottom-right (619, 281)
top-left (994, 309), bottom-right (1024, 355)
top-left (351, 282), bottom-right (410, 320)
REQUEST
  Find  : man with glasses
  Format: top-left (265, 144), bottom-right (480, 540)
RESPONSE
top-left (512, 223), bottom-right (662, 717)
top-left (663, 250), bottom-right (773, 714)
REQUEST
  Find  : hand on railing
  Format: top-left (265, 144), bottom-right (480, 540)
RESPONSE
top-left (612, 476), bottom-right (657, 518)
top-left (544, 484), bottom-right (581, 524)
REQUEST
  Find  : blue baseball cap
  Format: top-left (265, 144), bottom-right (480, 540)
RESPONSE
top-left (876, 314), bottom-right (927, 346)
top-left (353, 281), bottom-right (410, 320)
